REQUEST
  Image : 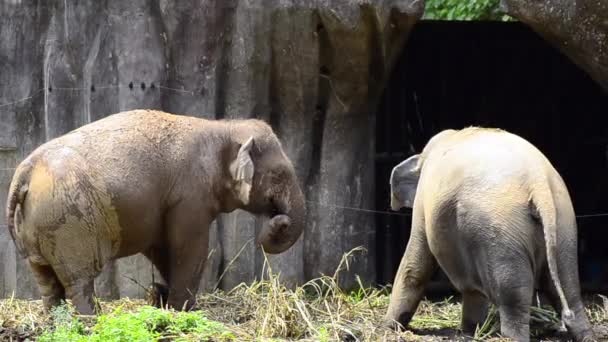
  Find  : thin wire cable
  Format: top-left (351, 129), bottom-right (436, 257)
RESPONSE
top-left (0, 82), bottom-right (198, 109)
top-left (0, 166), bottom-right (607, 219)
top-left (0, 89), bottom-right (45, 108)
top-left (157, 85), bottom-right (195, 95)
top-left (2, 85), bottom-right (608, 220)
top-left (306, 200), bottom-right (411, 217)
top-left (95, 85), bottom-right (128, 90)
top-left (0, 171), bottom-right (604, 219)
top-left (575, 213), bottom-right (608, 218)
top-left (306, 199), bottom-right (608, 219)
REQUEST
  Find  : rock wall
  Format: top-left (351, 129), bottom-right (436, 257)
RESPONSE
top-left (501, 0), bottom-right (608, 92)
top-left (0, 0), bottom-right (423, 299)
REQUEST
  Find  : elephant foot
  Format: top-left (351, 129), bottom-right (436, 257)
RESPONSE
top-left (382, 318), bottom-right (403, 331)
top-left (146, 282), bottom-right (169, 308)
top-left (576, 332), bottom-right (597, 342)
top-left (383, 311), bottom-right (413, 331)
top-left (41, 295), bottom-right (65, 313)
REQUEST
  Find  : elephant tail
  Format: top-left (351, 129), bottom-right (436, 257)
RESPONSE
top-left (531, 187), bottom-right (575, 324)
top-left (6, 161), bottom-right (32, 257)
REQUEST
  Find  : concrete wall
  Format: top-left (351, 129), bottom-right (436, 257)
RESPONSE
top-left (0, 0), bottom-right (422, 299)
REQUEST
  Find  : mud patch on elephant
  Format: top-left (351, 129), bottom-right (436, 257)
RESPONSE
top-left (21, 153), bottom-right (122, 275)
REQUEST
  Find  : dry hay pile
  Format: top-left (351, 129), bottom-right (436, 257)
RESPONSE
top-left (1, 248), bottom-right (607, 341)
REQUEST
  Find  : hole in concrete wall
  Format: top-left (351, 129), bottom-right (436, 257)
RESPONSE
top-left (320, 65), bottom-right (331, 76)
top-left (375, 21), bottom-right (608, 295)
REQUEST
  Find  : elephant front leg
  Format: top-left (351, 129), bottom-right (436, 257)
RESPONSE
top-left (385, 213), bottom-right (437, 329)
top-left (144, 248), bottom-right (170, 308)
top-left (165, 203), bottom-right (211, 311)
top-left (167, 253), bottom-right (207, 311)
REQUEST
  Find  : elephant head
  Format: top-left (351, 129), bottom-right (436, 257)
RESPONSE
top-left (226, 123), bottom-right (306, 254)
top-left (390, 154), bottom-right (421, 210)
top-left (390, 129), bottom-right (457, 211)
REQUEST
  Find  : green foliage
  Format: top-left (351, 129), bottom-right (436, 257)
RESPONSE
top-left (38, 305), bottom-right (86, 342)
top-left (89, 306), bottom-right (165, 341)
top-left (474, 305), bottom-right (500, 340)
top-left (316, 326), bottom-right (331, 342)
top-left (424, 0), bottom-right (513, 21)
top-left (38, 305), bottom-right (233, 342)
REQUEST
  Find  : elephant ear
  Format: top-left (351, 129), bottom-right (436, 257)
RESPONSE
top-left (390, 154), bottom-right (421, 210)
top-left (230, 137), bottom-right (254, 205)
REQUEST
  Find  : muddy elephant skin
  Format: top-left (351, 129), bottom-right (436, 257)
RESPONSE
top-left (385, 127), bottom-right (595, 342)
top-left (6, 109), bottom-right (306, 314)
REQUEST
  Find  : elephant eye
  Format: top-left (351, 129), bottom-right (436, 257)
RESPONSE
top-left (270, 167), bottom-right (287, 185)
top-left (271, 173), bottom-right (283, 185)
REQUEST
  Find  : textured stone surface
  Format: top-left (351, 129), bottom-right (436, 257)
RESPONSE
top-left (0, 0), bottom-right (423, 298)
top-left (501, 0), bottom-right (608, 92)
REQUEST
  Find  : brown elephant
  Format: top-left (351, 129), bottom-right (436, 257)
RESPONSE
top-left (385, 127), bottom-right (595, 342)
top-left (6, 109), bottom-right (305, 314)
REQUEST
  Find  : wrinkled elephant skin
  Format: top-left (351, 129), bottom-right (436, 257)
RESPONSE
top-left (6, 109), bottom-right (306, 314)
top-left (385, 127), bottom-right (595, 342)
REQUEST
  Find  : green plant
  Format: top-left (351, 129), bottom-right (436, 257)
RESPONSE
top-left (38, 304), bottom-right (86, 342)
top-left (37, 305), bottom-right (231, 342)
top-left (90, 306), bottom-right (164, 341)
top-left (424, 0), bottom-right (513, 21)
top-left (169, 310), bottom-right (233, 341)
top-left (4, 248), bottom-right (606, 341)
top-left (474, 305), bottom-right (500, 340)
top-left (316, 326), bottom-right (331, 342)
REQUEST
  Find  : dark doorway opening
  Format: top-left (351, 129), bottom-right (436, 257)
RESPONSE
top-left (375, 20), bottom-right (608, 294)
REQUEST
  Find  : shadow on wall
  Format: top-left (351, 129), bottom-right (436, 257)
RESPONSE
top-left (375, 20), bottom-right (608, 294)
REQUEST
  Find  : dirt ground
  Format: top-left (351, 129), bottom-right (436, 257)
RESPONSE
top-left (0, 296), bottom-right (607, 341)
top-left (1, 259), bottom-right (606, 342)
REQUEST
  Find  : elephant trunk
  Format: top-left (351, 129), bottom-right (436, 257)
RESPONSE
top-left (256, 182), bottom-right (306, 254)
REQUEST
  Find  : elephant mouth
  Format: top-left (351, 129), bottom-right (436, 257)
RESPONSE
top-left (269, 197), bottom-right (284, 216)
top-left (256, 214), bottom-right (292, 253)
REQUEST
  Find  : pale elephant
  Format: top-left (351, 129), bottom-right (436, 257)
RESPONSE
top-left (385, 127), bottom-right (595, 342)
top-left (6, 109), bottom-right (305, 314)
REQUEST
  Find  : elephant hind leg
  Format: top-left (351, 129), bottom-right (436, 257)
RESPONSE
top-left (495, 268), bottom-right (534, 342)
top-left (498, 302), bottom-right (531, 342)
top-left (384, 212), bottom-right (437, 329)
top-left (461, 291), bottom-right (489, 335)
top-left (52, 263), bottom-right (100, 315)
top-left (541, 269), bottom-right (594, 341)
top-left (28, 260), bottom-right (65, 312)
top-left (65, 278), bottom-right (97, 315)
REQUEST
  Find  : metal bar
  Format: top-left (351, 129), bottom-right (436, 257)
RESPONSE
top-left (375, 152), bottom-right (409, 162)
